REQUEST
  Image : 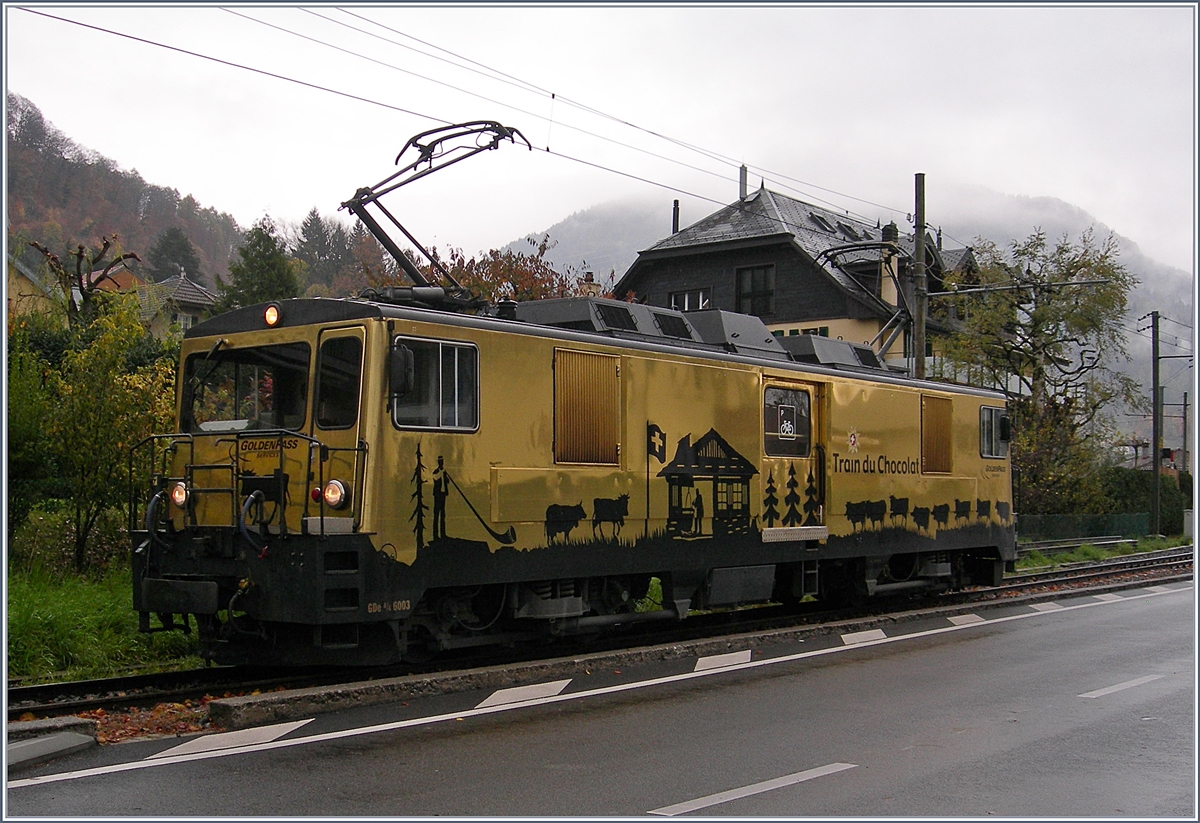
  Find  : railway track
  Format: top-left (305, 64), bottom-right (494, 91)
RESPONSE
top-left (9, 547), bottom-right (1192, 726)
top-left (1000, 545), bottom-right (1192, 589)
top-left (1016, 535), bottom-right (1137, 557)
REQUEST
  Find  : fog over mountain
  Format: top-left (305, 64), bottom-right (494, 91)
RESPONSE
top-left (511, 185), bottom-right (1195, 447)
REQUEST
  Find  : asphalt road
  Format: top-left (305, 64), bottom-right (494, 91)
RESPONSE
top-left (7, 581), bottom-right (1194, 817)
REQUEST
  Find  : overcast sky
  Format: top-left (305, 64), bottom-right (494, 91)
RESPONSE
top-left (4, 3), bottom-right (1196, 274)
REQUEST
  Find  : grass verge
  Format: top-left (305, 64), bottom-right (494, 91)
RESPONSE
top-left (7, 565), bottom-right (203, 685)
top-left (1014, 535), bottom-right (1190, 572)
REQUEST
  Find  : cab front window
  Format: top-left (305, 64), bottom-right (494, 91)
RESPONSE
top-left (182, 342), bottom-right (310, 433)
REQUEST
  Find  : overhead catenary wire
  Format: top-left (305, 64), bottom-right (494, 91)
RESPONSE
top-left (294, 6), bottom-right (911, 223)
top-left (14, 6), bottom-right (912, 252)
top-left (222, 7), bottom-right (769, 207)
top-left (17, 7), bottom-right (449, 127)
top-left (16, 4), bottom-right (1179, 285)
top-left (333, 7), bottom-right (892, 214)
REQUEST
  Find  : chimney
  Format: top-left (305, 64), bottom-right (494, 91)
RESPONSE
top-left (672, 199), bottom-right (680, 234)
top-left (882, 221), bottom-right (899, 243)
top-left (739, 165), bottom-right (748, 200)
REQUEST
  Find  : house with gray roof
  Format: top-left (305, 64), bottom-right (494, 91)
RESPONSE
top-left (613, 183), bottom-right (976, 372)
top-left (139, 270), bottom-right (218, 337)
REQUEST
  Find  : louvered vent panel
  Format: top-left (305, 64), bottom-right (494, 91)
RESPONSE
top-left (921, 395), bottom-right (953, 474)
top-left (555, 349), bottom-right (620, 464)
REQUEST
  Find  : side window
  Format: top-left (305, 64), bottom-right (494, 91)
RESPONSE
top-left (980, 406), bottom-right (1009, 458)
top-left (764, 386), bottom-right (810, 457)
top-left (315, 336), bottom-right (363, 429)
top-left (393, 337), bottom-right (478, 431)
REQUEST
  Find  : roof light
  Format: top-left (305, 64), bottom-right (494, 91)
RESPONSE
top-left (264, 303), bottom-right (281, 327)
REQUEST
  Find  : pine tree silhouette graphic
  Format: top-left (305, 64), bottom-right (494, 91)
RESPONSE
top-left (782, 463), bottom-right (803, 527)
top-left (762, 472), bottom-right (781, 527)
top-left (802, 468), bottom-right (821, 526)
top-left (409, 444), bottom-right (428, 550)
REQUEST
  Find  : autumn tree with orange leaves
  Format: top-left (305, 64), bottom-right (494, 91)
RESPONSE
top-left (424, 234), bottom-right (586, 303)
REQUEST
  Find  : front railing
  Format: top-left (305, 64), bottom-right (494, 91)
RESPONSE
top-left (130, 431), bottom-right (367, 539)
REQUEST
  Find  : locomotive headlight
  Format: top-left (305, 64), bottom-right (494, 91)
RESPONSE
top-left (169, 481), bottom-right (190, 509)
top-left (322, 479), bottom-right (350, 510)
top-left (264, 302), bottom-right (281, 327)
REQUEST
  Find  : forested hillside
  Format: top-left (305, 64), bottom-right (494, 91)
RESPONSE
top-left (6, 93), bottom-right (242, 290)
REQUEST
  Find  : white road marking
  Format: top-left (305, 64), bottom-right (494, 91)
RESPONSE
top-left (147, 719), bottom-right (313, 759)
top-left (1147, 585), bottom-right (1174, 593)
top-left (841, 628), bottom-right (887, 644)
top-left (1079, 674), bottom-right (1166, 699)
top-left (1093, 593), bottom-right (1123, 602)
top-left (10, 583), bottom-right (1189, 789)
top-left (476, 679), bottom-right (571, 708)
top-left (948, 613), bottom-right (985, 626)
top-left (648, 762), bottom-right (857, 816)
top-left (1030, 602), bottom-right (1064, 612)
top-left (694, 650), bottom-right (752, 671)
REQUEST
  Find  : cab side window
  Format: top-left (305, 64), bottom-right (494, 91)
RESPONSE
top-left (393, 337), bottom-right (478, 431)
top-left (980, 406), bottom-right (1009, 458)
top-left (315, 337), bottom-right (363, 429)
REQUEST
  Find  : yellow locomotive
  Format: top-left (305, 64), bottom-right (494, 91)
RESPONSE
top-left (130, 121), bottom-right (1015, 665)
top-left (132, 292), bottom-right (1014, 665)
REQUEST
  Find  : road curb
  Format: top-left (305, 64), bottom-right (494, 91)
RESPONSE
top-left (7, 714), bottom-right (99, 743)
top-left (7, 731), bottom-right (97, 772)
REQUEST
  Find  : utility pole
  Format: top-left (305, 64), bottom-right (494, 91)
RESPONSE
top-left (1184, 391), bottom-right (1189, 473)
top-left (913, 173), bottom-right (927, 379)
top-left (1151, 311), bottom-right (1161, 536)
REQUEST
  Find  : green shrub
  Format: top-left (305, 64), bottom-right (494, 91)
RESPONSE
top-left (9, 504), bottom-right (128, 579)
top-left (1101, 466), bottom-right (1186, 535)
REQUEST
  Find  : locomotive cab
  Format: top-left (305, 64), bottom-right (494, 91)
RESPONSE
top-left (132, 301), bottom-right (382, 664)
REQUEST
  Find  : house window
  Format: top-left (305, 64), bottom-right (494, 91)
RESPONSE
top-left (669, 288), bottom-right (711, 312)
top-left (801, 326), bottom-right (829, 337)
top-left (808, 213), bottom-right (836, 233)
top-left (735, 265), bottom-right (774, 317)
top-left (392, 337), bottom-right (478, 431)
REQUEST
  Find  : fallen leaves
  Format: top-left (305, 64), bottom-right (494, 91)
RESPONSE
top-left (79, 696), bottom-right (223, 744)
